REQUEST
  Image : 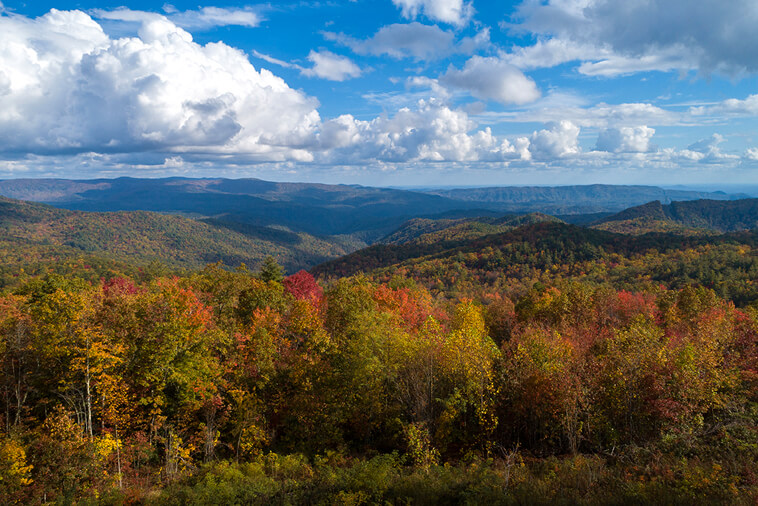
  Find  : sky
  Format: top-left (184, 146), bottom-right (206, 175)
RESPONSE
top-left (1, 0), bottom-right (758, 186)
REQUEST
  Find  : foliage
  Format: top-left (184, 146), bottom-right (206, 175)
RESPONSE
top-left (0, 221), bottom-right (756, 503)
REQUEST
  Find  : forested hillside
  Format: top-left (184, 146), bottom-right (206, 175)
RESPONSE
top-left (594, 198), bottom-right (758, 234)
top-left (0, 196), bottom-right (356, 285)
top-left (380, 212), bottom-right (561, 245)
top-left (0, 191), bottom-right (757, 504)
top-left (0, 250), bottom-right (755, 503)
top-left (314, 222), bottom-right (758, 307)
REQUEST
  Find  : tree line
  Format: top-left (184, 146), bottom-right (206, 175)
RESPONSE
top-left (0, 257), bottom-right (755, 503)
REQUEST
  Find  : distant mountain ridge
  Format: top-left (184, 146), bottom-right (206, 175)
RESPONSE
top-left (0, 179), bottom-right (747, 227)
top-left (425, 184), bottom-right (747, 214)
top-left (0, 178), bottom-right (753, 272)
top-left (593, 198), bottom-right (758, 234)
top-left (0, 178), bottom-right (480, 245)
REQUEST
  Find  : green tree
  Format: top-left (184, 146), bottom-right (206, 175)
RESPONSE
top-left (258, 256), bottom-right (283, 283)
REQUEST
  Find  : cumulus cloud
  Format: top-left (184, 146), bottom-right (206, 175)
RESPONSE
top-left (508, 0), bottom-right (758, 76)
top-left (0, 9), bottom-right (320, 160)
top-left (679, 134), bottom-right (739, 164)
top-left (440, 56), bottom-right (540, 105)
top-left (2, 6), bottom-right (749, 179)
top-left (0, 8), bottom-right (581, 170)
top-left (528, 121), bottom-right (580, 160)
top-left (392, 0), bottom-right (473, 26)
top-left (318, 99), bottom-right (522, 163)
top-left (302, 50), bottom-right (362, 81)
top-left (595, 126), bottom-right (655, 153)
top-left (324, 22), bottom-right (487, 61)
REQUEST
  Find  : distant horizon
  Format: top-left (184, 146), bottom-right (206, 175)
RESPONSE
top-left (1, 174), bottom-right (758, 198)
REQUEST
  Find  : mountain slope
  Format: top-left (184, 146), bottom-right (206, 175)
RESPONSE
top-left (0, 197), bottom-right (356, 278)
top-left (593, 198), bottom-right (758, 234)
top-left (381, 213), bottom-right (562, 245)
top-left (312, 221), bottom-right (758, 306)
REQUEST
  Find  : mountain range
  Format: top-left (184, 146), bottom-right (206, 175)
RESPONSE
top-left (1, 178), bottom-right (757, 277)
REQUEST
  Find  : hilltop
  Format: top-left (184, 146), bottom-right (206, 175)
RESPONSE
top-left (380, 212), bottom-right (562, 245)
top-left (0, 196), bottom-right (357, 286)
top-left (593, 198), bottom-right (758, 234)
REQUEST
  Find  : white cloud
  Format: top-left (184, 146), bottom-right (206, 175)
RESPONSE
top-left (252, 49), bottom-right (363, 82)
top-left (325, 23), bottom-right (452, 61)
top-left (251, 50), bottom-right (300, 70)
top-left (528, 120), bottom-right (580, 160)
top-left (392, 0), bottom-right (473, 26)
top-left (324, 22), bottom-right (487, 61)
top-left (504, 38), bottom-right (608, 70)
top-left (440, 56), bottom-right (540, 105)
top-left (0, 9), bottom-right (587, 170)
top-left (595, 126), bottom-right (655, 153)
top-left (690, 94), bottom-right (758, 117)
top-left (745, 148), bottom-right (758, 161)
top-left (167, 6), bottom-right (261, 29)
top-left (406, 76), bottom-right (452, 101)
top-left (0, 9), bottom-right (319, 160)
top-left (475, 101), bottom-right (679, 131)
top-left (679, 134), bottom-right (739, 164)
top-left (94, 6), bottom-right (262, 30)
top-left (318, 99), bottom-right (521, 163)
top-left (1, 8), bottom-right (752, 180)
top-left (508, 0), bottom-right (758, 76)
top-left (576, 50), bottom-right (692, 77)
top-left (302, 50), bottom-right (362, 81)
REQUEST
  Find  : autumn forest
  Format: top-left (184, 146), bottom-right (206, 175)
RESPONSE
top-left (0, 183), bottom-right (756, 504)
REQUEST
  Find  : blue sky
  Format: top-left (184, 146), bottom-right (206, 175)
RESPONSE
top-left (1, 0), bottom-right (758, 186)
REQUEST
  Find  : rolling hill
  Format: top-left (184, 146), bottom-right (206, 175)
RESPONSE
top-left (592, 198), bottom-right (758, 234)
top-left (0, 196), bottom-right (359, 286)
top-left (312, 220), bottom-right (758, 305)
top-left (380, 212), bottom-right (562, 245)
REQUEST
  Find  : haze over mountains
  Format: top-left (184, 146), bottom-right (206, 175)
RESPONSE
top-left (425, 185), bottom-right (749, 214)
top-left (1, 177), bottom-right (757, 277)
top-left (0, 177), bottom-right (747, 228)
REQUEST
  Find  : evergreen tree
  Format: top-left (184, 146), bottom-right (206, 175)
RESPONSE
top-left (259, 256), bottom-right (284, 283)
